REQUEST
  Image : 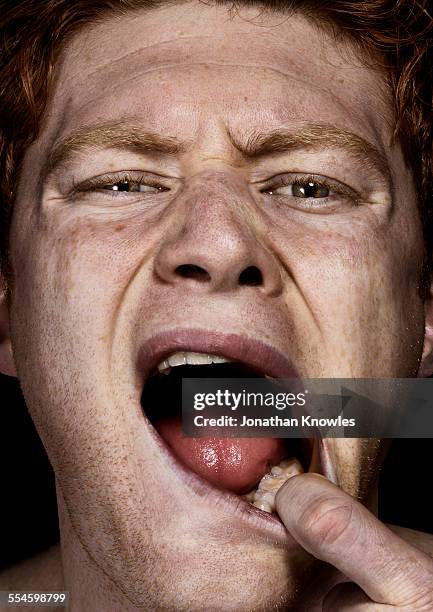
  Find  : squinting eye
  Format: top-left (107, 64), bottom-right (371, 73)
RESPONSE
top-left (103, 179), bottom-right (166, 193)
top-left (259, 173), bottom-right (360, 212)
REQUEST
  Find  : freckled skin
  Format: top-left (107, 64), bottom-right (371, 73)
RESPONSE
top-left (4, 2), bottom-right (428, 610)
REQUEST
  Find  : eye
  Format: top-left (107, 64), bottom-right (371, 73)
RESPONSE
top-left (260, 173), bottom-right (358, 210)
top-left (263, 176), bottom-right (332, 198)
top-left (72, 172), bottom-right (171, 197)
top-left (102, 177), bottom-right (168, 193)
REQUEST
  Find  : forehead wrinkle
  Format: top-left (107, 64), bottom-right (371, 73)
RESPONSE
top-left (72, 58), bottom-right (360, 104)
top-left (65, 20), bottom-right (389, 95)
top-left (67, 12), bottom-right (315, 81)
top-left (77, 33), bottom-right (238, 82)
top-left (65, 61), bottom-right (376, 141)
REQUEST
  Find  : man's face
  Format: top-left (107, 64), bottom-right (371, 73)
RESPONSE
top-left (7, 1), bottom-right (426, 609)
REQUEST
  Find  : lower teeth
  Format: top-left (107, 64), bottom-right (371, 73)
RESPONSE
top-left (244, 457), bottom-right (304, 514)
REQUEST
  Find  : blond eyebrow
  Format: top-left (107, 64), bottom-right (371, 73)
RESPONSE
top-left (234, 123), bottom-right (392, 183)
top-left (44, 120), bottom-right (186, 178)
top-left (44, 120), bottom-right (391, 186)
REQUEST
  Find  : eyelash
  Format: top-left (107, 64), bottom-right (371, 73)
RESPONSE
top-left (260, 173), bottom-right (357, 202)
top-left (71, 171), bottom-right (358, 208)
top-left (72, 172), bottom-right (169, 195)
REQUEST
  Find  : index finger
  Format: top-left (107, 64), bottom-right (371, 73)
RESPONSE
top-left (275, 473), bottom-right (433, 608)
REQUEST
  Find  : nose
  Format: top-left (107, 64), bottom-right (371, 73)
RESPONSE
top-left (153, 181), bottom-right (283, 296)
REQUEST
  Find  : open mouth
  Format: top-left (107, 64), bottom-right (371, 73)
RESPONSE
top-left (138, 331), bottom-right (329, 525)
top-left (142, 357), bottom-right (312, 513)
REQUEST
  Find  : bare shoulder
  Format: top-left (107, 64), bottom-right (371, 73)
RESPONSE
top-left (0, 545), bottom-right (64, 611)
top-left (388, 524), bottom-right (433, 557)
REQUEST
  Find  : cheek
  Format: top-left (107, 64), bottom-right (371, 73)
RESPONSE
top-left (12, 202), bottom-right (163, 306)
top-left (8, 210), bottom-right (150, 395)
top-left (8, 212), bottom-right (150, 468)
top-left (328, 438), bottom-right (385, 502)
top-left (267, 209), bottom-right (424, 375)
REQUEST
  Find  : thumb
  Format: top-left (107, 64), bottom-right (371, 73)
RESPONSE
top-left (275, 473), bottom-right (433, 608)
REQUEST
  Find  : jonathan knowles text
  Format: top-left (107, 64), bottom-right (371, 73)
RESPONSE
top-left (193, 414), bottom-right (356, 428)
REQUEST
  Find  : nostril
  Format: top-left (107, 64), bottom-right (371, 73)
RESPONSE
top-left (175, 264), bottom-right (211, 282)
top-left (238, 266), bottom-right (263, 286)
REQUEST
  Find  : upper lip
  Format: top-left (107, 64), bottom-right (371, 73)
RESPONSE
top-left (136, 328), bottom-right (300, 383)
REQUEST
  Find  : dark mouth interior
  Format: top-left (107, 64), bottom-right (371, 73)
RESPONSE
top-left (141, 361), bottom-right (260, 422)
top-left (140, 361), bottom-right (312, 476)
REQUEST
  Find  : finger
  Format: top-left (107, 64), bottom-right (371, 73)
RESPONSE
top-left (275, 473), bottom-right (433, 608)
top-left (323, 582), bottom-right (391, 611)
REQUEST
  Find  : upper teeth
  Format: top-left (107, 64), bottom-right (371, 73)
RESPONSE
top-left (157, 351), bottom-right (232, 373)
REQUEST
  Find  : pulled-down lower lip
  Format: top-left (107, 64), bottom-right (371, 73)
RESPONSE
top-left (146, 423), bottom-right (328, 542)
top-left (135, 329), bottom-right (332, 542)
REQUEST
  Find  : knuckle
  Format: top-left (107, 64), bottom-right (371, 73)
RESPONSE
top-left (300, 496), bottom-right (355, 548)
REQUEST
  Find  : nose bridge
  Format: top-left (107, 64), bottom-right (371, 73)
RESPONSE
top-left (153, 172), bottom-right (282, 294)
top-left (183, 172), bottom-right (255, 248)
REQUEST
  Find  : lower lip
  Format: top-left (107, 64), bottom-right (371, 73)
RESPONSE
top-left (141, 406), bottom-right (324, 544)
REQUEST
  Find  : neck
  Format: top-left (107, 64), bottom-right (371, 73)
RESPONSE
top-left (57, 487), bottom-right (139, 612)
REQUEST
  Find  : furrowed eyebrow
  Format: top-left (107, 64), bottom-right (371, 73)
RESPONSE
top-left (43, 120), bottom-right (391, 187)
top-left (43, 120), bottom-right (186, 179)
top-left (233, 123), bottom-right (392, 184)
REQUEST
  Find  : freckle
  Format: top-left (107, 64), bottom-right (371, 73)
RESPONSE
top-left (244, 96), bottom-right (248, 102)
top-left (115, 224), bottom-right (125, 232)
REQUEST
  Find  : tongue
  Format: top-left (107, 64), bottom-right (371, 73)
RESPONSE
top-left (154, 415), bottom-right (287, 494)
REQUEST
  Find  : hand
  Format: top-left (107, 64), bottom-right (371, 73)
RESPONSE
top-left (275, 473), bottom-right (433, 610)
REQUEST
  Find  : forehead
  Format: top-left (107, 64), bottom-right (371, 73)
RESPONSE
top-left (45, 2), bottom-right (392, 148)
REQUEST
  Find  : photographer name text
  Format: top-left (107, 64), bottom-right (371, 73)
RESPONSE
top-left (193, 414), bottom-right (356, 428)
